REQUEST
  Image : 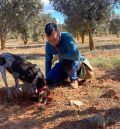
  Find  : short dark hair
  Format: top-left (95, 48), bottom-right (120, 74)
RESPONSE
top-left (45, 23), bottom-right (58, 36)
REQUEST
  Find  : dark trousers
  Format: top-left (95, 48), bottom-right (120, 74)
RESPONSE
top-left (46, 59), bottom-right (80, 86)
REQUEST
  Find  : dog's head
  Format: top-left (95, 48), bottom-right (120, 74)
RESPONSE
top-left (30, 71), bottom-right (50, 104)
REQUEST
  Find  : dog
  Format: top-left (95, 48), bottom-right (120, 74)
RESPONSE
top-left (0, 53), bottom-right (49, 102)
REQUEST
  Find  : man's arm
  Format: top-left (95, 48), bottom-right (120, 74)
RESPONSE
top-left (45, 43), bottom-right (53, 76)
top-left (63, 33), bottom-right (83, 61)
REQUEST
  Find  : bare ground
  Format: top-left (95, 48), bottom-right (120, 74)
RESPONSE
top-left (0, 35), bottom-right (120, 129)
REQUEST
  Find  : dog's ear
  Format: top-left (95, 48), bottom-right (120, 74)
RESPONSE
top-left (0, 57), bottom-right (6, 66)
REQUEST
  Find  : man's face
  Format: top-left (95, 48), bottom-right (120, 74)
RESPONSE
top-left (46, 31), bottom-right (60, 47)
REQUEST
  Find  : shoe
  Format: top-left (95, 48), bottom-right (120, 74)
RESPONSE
top-left (70, 80), bottom-right (78, 89)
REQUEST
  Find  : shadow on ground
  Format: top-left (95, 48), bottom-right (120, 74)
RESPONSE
top-left (6, 44), bottom-right (45, 50)
top-left (97, 65), bottom-right (120, 82)
top-left (48, 108), bottom-right (120, 129)
top-left (0, 85), bottom-right (45, 129)
top-left (0, 86), bottom-right (35, 107)
top-left (17, 53), bottom-right (45, 60)
top-left (79, 44), bottom-right (120, 51)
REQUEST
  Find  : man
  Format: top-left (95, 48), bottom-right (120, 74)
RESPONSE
top-left (45, 23), bottom-right (86, 89)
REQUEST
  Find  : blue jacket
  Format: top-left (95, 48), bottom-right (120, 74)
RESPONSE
top-left (45, 32), bottom-right (85, 75)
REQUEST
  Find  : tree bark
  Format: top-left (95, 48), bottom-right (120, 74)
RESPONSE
top-left (22, 36), bottom-right (27, 45)
top-left (88, 30), bottom-right (95, 51)
top-left (41, 35), bottom-right (44, 41)
top-left (79, 31), bottom-right (85, 43)
top-left (117, 31), bottom-right (119, 38)
top-left (22, 31), bottom-right (28, 45)
top-left (80, 32), bottom-right (85, 43)
top-left (0, 34), bottom-right (6, 50)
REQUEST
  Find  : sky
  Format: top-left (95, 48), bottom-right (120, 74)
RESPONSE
top-left (41, 0), bottom-right (65, 24)
top-left (41, 0), bottom-right (120, 24)
top-left (114, 6), bottom-right (120, 15)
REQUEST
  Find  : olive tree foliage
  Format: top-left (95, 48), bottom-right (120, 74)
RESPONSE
top-left (65, 18), bottom-right (86, 43)
top-left (0, 0), bottom-right (43, 49)
top-left (109, 17), bottom-right (120, 37)
top-left (30, 13), bottom-right (56, 42)
top-left (50, 0), bottom-right (120, 50)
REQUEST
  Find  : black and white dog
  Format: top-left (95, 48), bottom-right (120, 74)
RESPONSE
top-left (0, 53), bottom-right (49, 102)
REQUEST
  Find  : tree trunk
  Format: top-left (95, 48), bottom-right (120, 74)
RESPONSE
top-left (41, 35), bottom-right (44, 41)
top-left (80, 31), bottom-right (85, 43)
top-left (22, 32), bottom-right (28, 45)
top-left (0, 35), bottom-right (6, 50)
top-left (88, 30), bottom-right (94, 51)
top-left (23, 36), bottom-right (27, 45)
top-left (105, 27), bottom-right (109, 36)
top-left (117, 34), bottom-right (119, 38)
top-left (15, 33), bottom-right (19, 41)
top-left (81, 33), bottom-right (85, 43)
top-left (117, 31), bottom-right (119, 38)
top-left (23, 40), bottom-right (27, 45)
top-left (76, 35), bottom-right (79, 41)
